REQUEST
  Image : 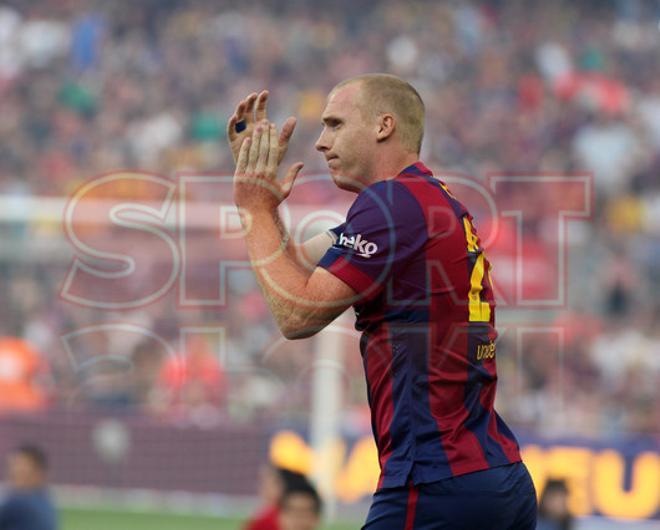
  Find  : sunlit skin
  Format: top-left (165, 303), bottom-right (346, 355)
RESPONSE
top-left (314, 82), bottom-right (419, 193)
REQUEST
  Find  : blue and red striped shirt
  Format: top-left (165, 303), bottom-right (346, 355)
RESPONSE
top-left (319, 161), bottom-right (521, 489)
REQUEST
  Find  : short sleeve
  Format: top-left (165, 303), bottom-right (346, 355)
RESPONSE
top-left (327, 223), bottom-right (346, 243)
top-left (318, 181), bottom-right (427, 299)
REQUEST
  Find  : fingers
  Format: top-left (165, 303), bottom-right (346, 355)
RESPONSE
top-left (248, 122), bottom-right (261, 173)
top-left (279, 117), bottom-right (296, 145)
top-left (237, 120), bottom-right (300, 203)
top-left (235, 100), bottom-right (247, 120)
top-left (267, 123), bottom-right (278, 177)
top-left (255, 122), bottom-right (270, 176)
top-left (228, 91), bottom-right (268, 145)
top-left (227, 110), bottom-right (239, 141)
top-left (227, 114), bottom-right (238, 142)
top-left (255, 90), bottom-right (269, 122)
top-left (236, 137), bottom-right (251, 175)
top-left (281, 162), bottom-right (304, 199)
top-left (228, 100), bottom-right (248, 138)
top-left (277, 116), bottom-right (296, 162)
top-left (243, 93), bottom-right (258, 124)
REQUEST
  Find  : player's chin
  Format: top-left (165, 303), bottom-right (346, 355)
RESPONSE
top-left (328, 167), bottom-right (342, 183)
top-left (328, 168), bottom-right (344, 184)
top-left (330, 172), bottom-right (361, 193)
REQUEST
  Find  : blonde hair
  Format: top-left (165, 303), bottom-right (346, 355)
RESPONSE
top-left (333, 73), bottom-right (425, 153)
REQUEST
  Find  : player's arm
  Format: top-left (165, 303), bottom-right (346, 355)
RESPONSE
top-left (290, 231), bottom-right (336, 271)
top-left (244, 209), bottom-right (355, 339)
top-left (234, 123), bottom-right (356, 339)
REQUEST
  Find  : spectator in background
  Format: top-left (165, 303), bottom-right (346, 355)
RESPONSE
top-left (0, 445), bottom-right (57, 530)
top-left (536, 479), bottom-right (574, 530)
top-left (245, 465), bottom-right (310, 530)
top-left (278, 482), bottom-right (322, 530)
top-left (0, 338), bottom-right (47, 414)
top-left (155, 335), bottom-right (227, 425)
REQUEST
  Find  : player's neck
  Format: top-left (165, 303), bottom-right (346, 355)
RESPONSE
top-left (367, 151), bottom-right (420, 185)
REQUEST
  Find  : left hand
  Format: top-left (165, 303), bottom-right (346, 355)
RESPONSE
top-left (233, 121), bottom-right (304, 211)
top-left (226, 91), bottom-right (297, 165)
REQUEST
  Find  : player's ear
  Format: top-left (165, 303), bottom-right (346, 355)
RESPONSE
top-left (376, 114), bottom-right (395, 142)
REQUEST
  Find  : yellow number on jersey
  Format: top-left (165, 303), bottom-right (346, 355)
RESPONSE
top-left (463, 216), bottom-right (491, 322)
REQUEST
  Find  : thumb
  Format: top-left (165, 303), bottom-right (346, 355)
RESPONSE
top-left (281, 162), bottom-right (304, 199)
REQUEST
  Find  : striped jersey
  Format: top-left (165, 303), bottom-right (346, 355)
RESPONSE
top-left (318, 161), bottom-right (521, 489)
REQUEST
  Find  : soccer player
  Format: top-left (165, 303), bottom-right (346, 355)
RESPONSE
top-left (0, 445), bottom-right (57, 530)
top-left (227, 74), bottom-right (537, 529)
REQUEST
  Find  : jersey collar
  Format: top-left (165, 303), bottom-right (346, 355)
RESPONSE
top-left (398, 161), bottom-right (433, 178)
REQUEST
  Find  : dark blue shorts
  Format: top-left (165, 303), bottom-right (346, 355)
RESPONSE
top-left (362, 462), bottom-right (537, 530)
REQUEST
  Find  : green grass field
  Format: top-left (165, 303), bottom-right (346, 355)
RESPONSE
top-left (61, 508), bottom-right (356, 530)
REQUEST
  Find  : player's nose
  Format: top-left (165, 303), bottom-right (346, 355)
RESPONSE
top-left (314, 130), bottom-right (329, 152)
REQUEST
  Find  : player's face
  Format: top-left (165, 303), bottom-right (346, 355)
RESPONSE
top-left (279, 494), bottom-right (320, 530)
top-left (315, 83), bottom-right (377, 192)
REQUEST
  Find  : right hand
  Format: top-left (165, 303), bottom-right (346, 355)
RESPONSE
top-left (226, 90), bottom-right (297, 165)
top-left (233, 122), bottom-right (304, 211)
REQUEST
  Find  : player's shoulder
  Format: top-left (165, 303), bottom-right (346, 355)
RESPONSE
top-left (345, 180), bottom-right (428, 241)
top-left (350, 178), bottom-right (421, 213)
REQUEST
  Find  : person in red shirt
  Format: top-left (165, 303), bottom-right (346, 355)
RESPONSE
top-left (156, 335), bottom-right (226, 422)
top-left (0, 337), bottom-right (47, 413)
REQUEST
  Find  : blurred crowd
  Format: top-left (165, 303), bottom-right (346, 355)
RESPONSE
top-left (0, 0), bottom-right (658, 439)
